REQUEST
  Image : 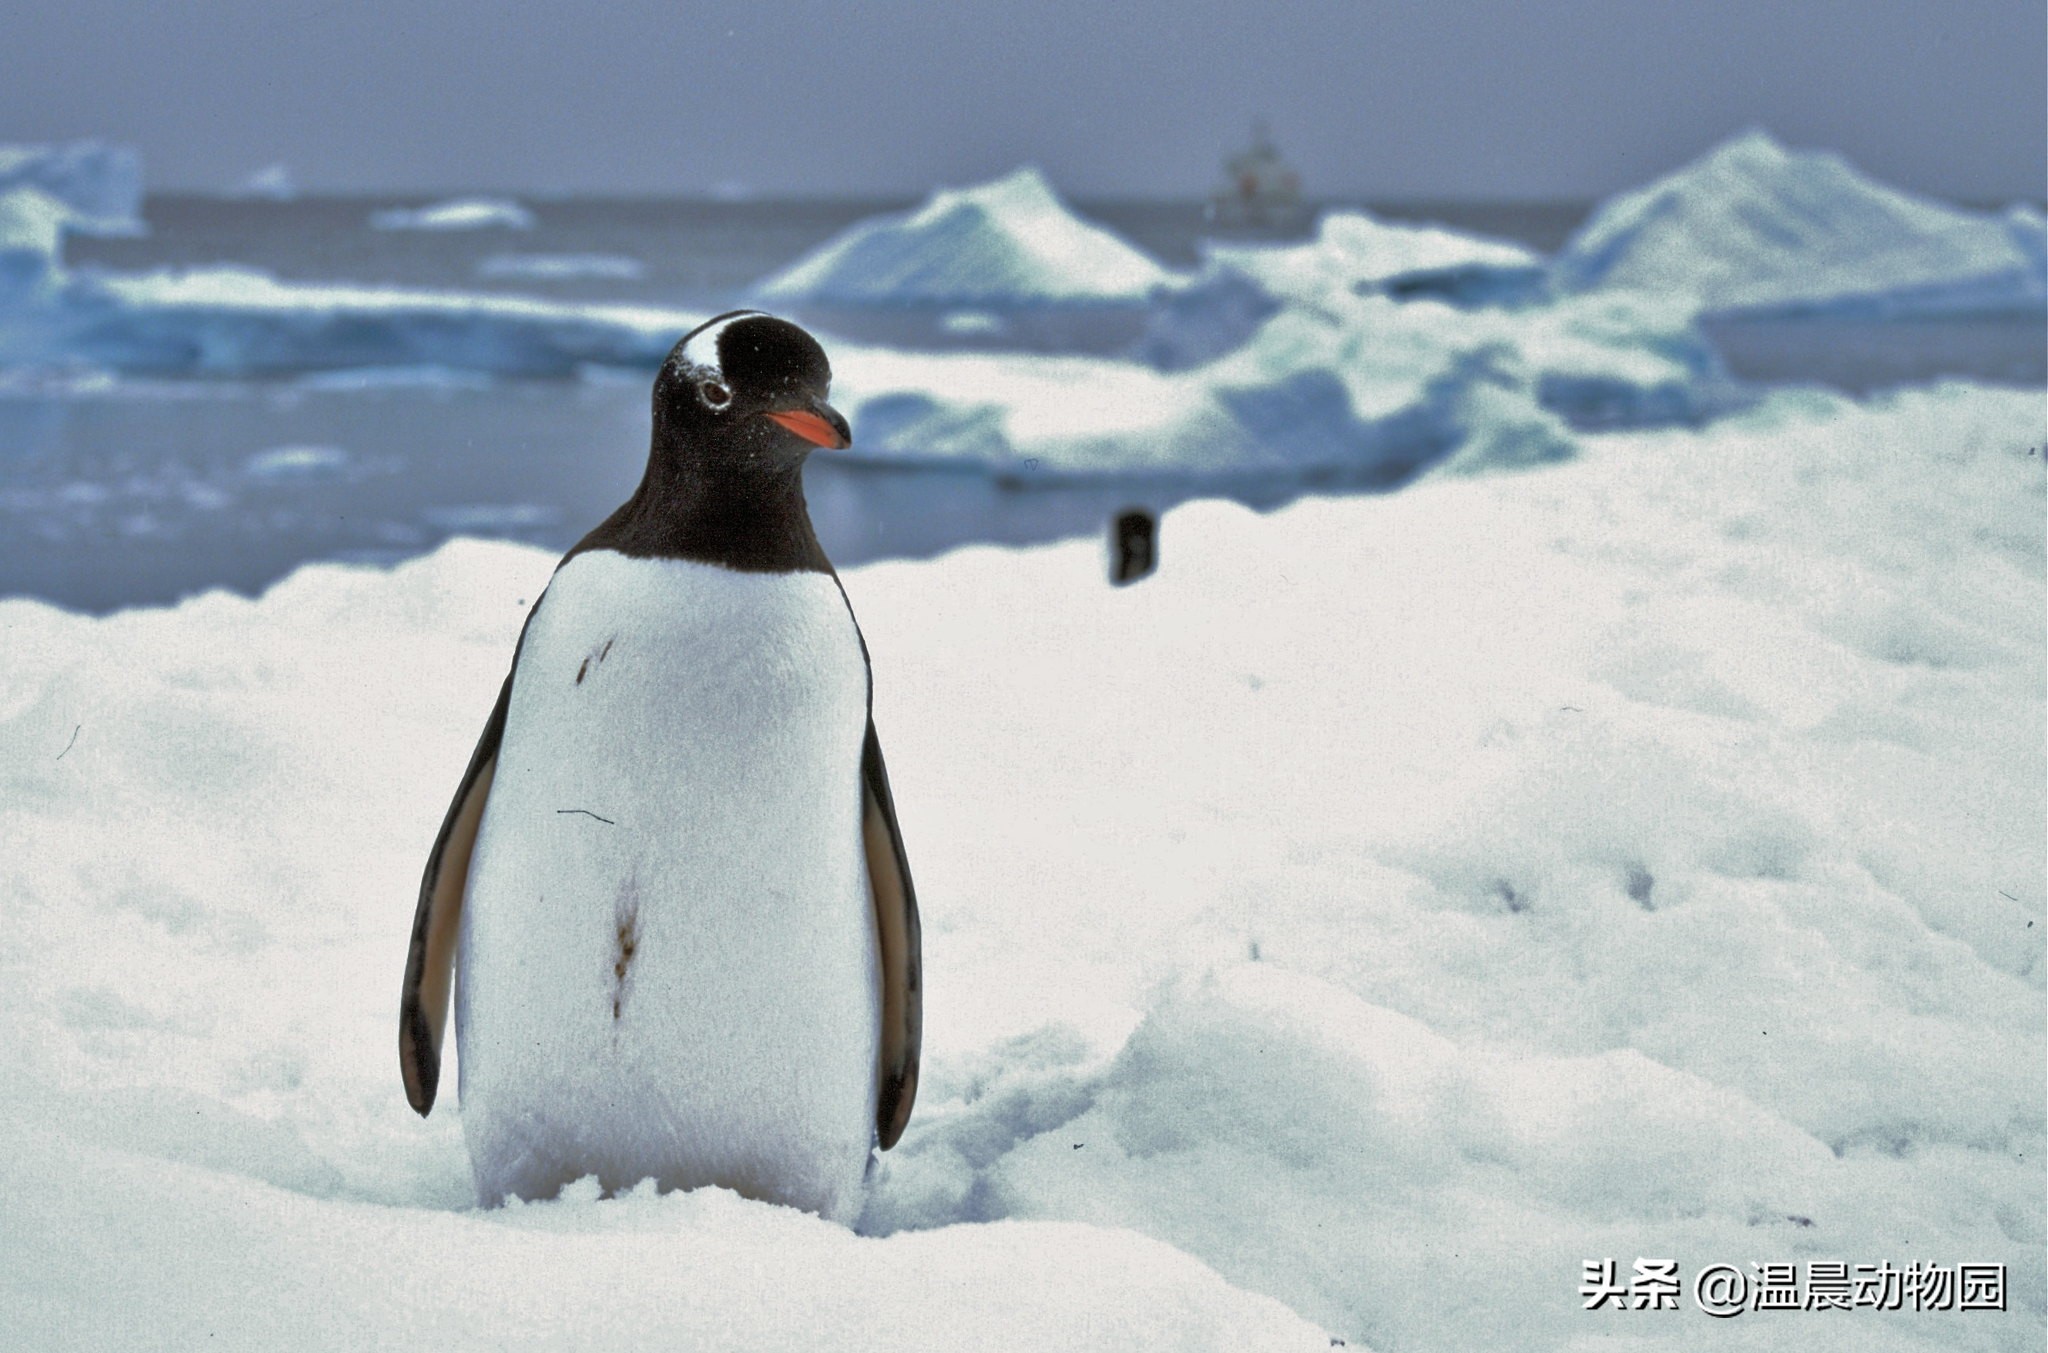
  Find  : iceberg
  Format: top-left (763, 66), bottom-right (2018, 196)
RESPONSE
top-left (754, 167), bottom-right (1174, 309)
top-left (370, 197), bottom-right (535, 231)
top-left (1554, 129), bottom-right (2045, 316)
top-left (0, 141), bottom-right (143, 235)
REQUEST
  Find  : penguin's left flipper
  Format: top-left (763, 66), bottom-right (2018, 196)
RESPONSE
top-left (399, 674), bottom-right (510, 1116)
top-left (862, 721), bottom-right (922, 1150)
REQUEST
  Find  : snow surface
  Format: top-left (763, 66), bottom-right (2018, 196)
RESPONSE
top-left (371, 197), bottom-right (537, 232)
top-left (754, 167), bottom-right (1174, 308)
top-left (0, 141), bottom-right (143, 235)
top-left (833, 288), bottom-right (1731, 481)
top-left (1, 382), bottom-right (2039, 1351)
top-left (1554, 130), bottom-right (2045, 317)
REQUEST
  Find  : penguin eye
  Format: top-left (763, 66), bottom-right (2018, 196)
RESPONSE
top-left (697, 378), bottom-right (733, 411)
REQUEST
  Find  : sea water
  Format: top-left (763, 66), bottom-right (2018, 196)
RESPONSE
top-left (3, 196), bottom-right (2040, 612)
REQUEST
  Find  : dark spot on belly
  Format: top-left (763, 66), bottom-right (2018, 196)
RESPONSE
top-left (612, 878), bottom-right (640, 1021)
top-left (576, 639), bottom-right (617, 686)
top-left (1625, 863), bottom-right (1656, 909)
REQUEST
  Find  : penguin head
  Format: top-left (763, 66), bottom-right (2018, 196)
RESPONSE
top-left (653, 311), bottom-right (852, 463)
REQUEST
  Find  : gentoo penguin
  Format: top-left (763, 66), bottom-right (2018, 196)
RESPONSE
top-left (398, 311), bottom-right (920, 1222)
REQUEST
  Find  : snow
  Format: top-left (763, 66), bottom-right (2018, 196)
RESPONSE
top-left (833, 288), bottom-right (1731, 481)
top-left (371, 197), bottom-right (536, 232)
top-left (1554, 129), bottom-right (2045, 317)
top-left (754, 167), bottom-right (1174, 308)
top-left (1, 380), bottom-right (2039, 1351)
top-left (0, 140), bottom-right (143, 235)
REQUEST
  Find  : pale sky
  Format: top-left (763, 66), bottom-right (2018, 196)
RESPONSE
top-left (1, 0), bottom-right (2041, 201)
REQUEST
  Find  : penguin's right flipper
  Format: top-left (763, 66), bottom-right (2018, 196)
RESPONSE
top-left (399, 675), bottom-right (509, 1116)
top-left (862, 722), bottom-right (922, 1150)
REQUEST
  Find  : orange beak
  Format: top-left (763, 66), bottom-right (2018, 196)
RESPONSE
top-left (764, 405), bottom-right (852, 450)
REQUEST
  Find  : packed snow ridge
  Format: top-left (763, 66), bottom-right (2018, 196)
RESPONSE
top-left (754, 166), bottom-right (1174, 308)
top-left (1553, 128), bottom-right (2046, 317)
top-left (371, 197), bottom-right (536, 231)
top-left (1, 384), bottom-right (2039, 1351)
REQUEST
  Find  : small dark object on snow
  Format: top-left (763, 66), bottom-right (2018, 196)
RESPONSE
top-left (1110, 507), bottom-right (1157, 585)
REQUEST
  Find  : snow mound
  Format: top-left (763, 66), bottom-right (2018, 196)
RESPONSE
top-left (4, 265), bottom-right (697, 376)
top-left (371, 197), bottom-right (535, 232)
top-left (1554, 129), bottom-right (2044, 317)
top-left (834, 288), bottom-right (1730, 482)
top-left (0, 384), bottom-right (2037, 1350)
top-left (754, 167), bottom-right (1174, 308)
top-left (0, 141), bottom-right (143, 235)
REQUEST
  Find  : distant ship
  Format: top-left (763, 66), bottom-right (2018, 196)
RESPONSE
top-left (1205, 120), bottom-right (1307, 233)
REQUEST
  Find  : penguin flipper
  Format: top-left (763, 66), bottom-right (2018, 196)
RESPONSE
top-left (399, 675), bottom-right (510, 1116)
top-left (862, 721), bottom-right (922, 1149)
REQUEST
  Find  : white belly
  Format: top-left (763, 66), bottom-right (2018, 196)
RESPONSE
top-left (455, 549), bottom-right (878, 1221)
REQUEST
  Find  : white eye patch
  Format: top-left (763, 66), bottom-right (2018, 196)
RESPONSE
top-left (677, 310), bottom-right (768, 382)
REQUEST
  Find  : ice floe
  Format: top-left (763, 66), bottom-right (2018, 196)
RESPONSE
top-left (370, 197), bottom-right (536, 232)
top-left (12, 266), bottom-right (696, 377)
top-left (833, 287), bottom-right (1732, 482)
top-left (0, 189), bottom-right (73, 309)
top-left (476, 252), bottom-right (646, 282)
top-left (1554, 129), bottom-right (2045, 317)
top-left (231, 164), bottom-right (298, 202)
top-left (0, 382), bottom-right (2037, 1350)
top-left (0, 141), bottom-right (144, 235)
top-left (1136, 212), bottom-right (1549, 372)
top-left (1205, 209), bottom-right (1547, 309)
